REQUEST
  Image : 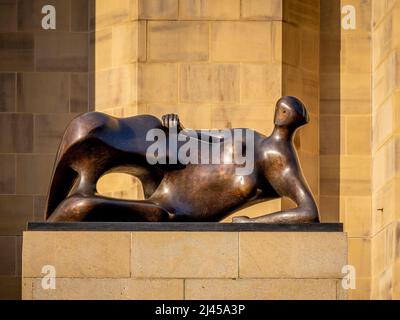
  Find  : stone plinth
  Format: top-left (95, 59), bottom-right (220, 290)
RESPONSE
top-left (22, 223), bottom-right (347, 300)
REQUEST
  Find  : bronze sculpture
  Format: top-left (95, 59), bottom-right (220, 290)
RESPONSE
top-left (45, 96), bottom-right (319, 224)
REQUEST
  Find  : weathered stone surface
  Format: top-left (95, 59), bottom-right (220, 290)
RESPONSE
top-left (185, 279), bottom-right (338, 300)
top-left (241, 0), bottom-right (282, 20)
top-left (210, 21), bottom-right (275, 62)
top-left (138, 0), bottom-right (178, 19)
top-left (26, 278), bottom-right (183, 300)
top-left (131, 232), bottom-right (238, 278)
top-left (239, 232), bottom-right (347, 278)
top-left (23, 232), bottom-right (131, 278)
top-left (138, 63), bottom-right (177, 103)
top-left (180, 0), bottom-right (240, 20)
top-left (148, 21), bottom-right (209, 61)
top-left (180, 64), bottom-right (239, 103)
top-left (36, 32), bottom-right (88, 72)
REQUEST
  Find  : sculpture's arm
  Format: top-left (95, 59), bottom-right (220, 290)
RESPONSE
top-left (161, 114), bottom-right (224, 142)
top-left (233, 150), bottom-right (319, 224)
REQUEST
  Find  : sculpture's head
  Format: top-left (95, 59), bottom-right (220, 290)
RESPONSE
top-left (273, 96), bottom-right (310, 128)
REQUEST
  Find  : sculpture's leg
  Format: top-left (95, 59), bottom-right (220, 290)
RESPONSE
top-left (48, 194), bottom-right (170, 222)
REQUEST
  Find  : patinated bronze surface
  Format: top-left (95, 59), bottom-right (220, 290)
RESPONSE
top-left (45, 96), bottom-right (319, 223)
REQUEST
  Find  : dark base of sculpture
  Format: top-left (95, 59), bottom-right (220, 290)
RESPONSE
top-left (27, 222), bottom-right (343, 232)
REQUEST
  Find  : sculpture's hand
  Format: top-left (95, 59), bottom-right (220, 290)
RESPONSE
top-left (232, 216), bottom-right (251, 223)
top-left (162, 114), bottom-right (184, 132)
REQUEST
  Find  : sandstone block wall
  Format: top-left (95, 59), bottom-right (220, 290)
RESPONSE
top-left (371, 0), bottom-right (400, 300)
top-left (0, 0), bottom-right (90, 299)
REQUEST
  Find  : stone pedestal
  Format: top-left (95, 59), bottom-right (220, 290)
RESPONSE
top-left (22, 223), bottom-right (347, 300)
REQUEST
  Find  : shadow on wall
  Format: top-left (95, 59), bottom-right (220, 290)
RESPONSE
top-left (0, 0), bottom-right (95, 300)
top-left (319, 0), bottom-right (341, 222)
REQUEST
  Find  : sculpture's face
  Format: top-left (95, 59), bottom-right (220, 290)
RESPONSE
top-left (274, 96), bottom-right (309, 128)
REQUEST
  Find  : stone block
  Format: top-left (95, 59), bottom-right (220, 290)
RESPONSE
top-left (138, 0), bottom-right (178, 19)
top-left (0, 154), bottom-right (15, 194)
top-left (372, 138), bottom-right (396, 193)
top-left (0, 0), bottom-right (17, 31)
top-left (131, 232), bottom-right (238, 278)
top-left (185, 279), bottom-right (338, 300)
top-left (0, 33), bottom-right (34, 72)
top-left (0, 113), bottom-right (33, 153)
top-left (71, 0), bottom-right (89, 31)
top-left (91, 28), bottom-right (112, 71)
top-left (211, 104), bottom-right (274, 135)
top-left (348, 277), bottom-right (372, 300)
top-left (344, 196), bottom-right (372, 237)
top-left (0, 73), bottom-right (15, 112)
top-left (370, 267), bottom-right (394, 300)
top-left (16, 154), bottom-right (54, 195)
top-left (394, 258), bottom-right (400, 299)
top-left (282, 22), bottom-right (300, 67)
top-left (126, 279), bottom-right (184, 299)
top-left (341, 33), bottom-right (371, 74)
top-left (17, 0), bottom-right (70, 31)
top-left (320, 33), bottom-right (340, 75)
top-left (372, 179), bottom-right (397, 235)
top-left (341, 72), bottom-right (372, 102)
top-left (112, 22), bottom-right (139, 67)
top-left (23, 232), bottom-right (131, 278)
top-left (0, 276), bottom-right (21, 299)
top-left (148, 21), bottom-right (209, 61)
top-left (17, 73), bottom-right (69, 114)
top-left (0, 195), bottom-right (33, 236)
top-left (180, 63), bottom-right (239, 103)
top-left (138, 63), bottom-right (177, 103)
top-left (321, 100), bottom-right (370, 116)
top-left (337, 281), bottom-right (348, 300)
top-left (371, 224), bottom-right (396, 278)
top-left (319, 115), bottom-right (345, 155)
top-left (348, 237), bottom-right (372, 279)
top-left (34, 114), bottom-right (77, 153)
top-left (22, 278), bottom-right (32, 300)
top-left (345, 115), bottom-right (371, 155)
top-left (27, 278), bottom-right (184, 300)
top-left (210, 21), bottom-right (274, 62)
top-left (92, 0), bottom-right (130, 30)
top-left (320, 155), bottom-right (371, 197)
top-left (298, 114), bottom-right (319, 154)
top-left (239, 232), bottom-right (347, 278)
top-left (0, 236), bottom-right (16, 276)
top-left (95, 66), bottom-right (136, 109)
top-left (372, 97), bottom-right (393, 151)
top-left (342, 0), bottom-right (372, 34)
top-left (33, 196), bottom-right (47, 222)
top-left (36, 32), bottom-right (88, 72)
top-left (180, 0), bottom-right (240, 20)
top-left (241, 0), bottom-right (282, 20)
top-left (138, 21), bottom-right (147, 62)
top-left (70, 73), bottom-right (89, 113)
top-left (16, 236), bottom-right (22, 275)
top-left (319, 196), bottom-right (341, 223)
top-left (300, 28), bottom-right (319, 73)
top-left (283, 0), bottom-right (319, 29)
top-left (240, 63), bottom-right (281, 103)
top-left (372, 51), bottom-right (400, 110)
